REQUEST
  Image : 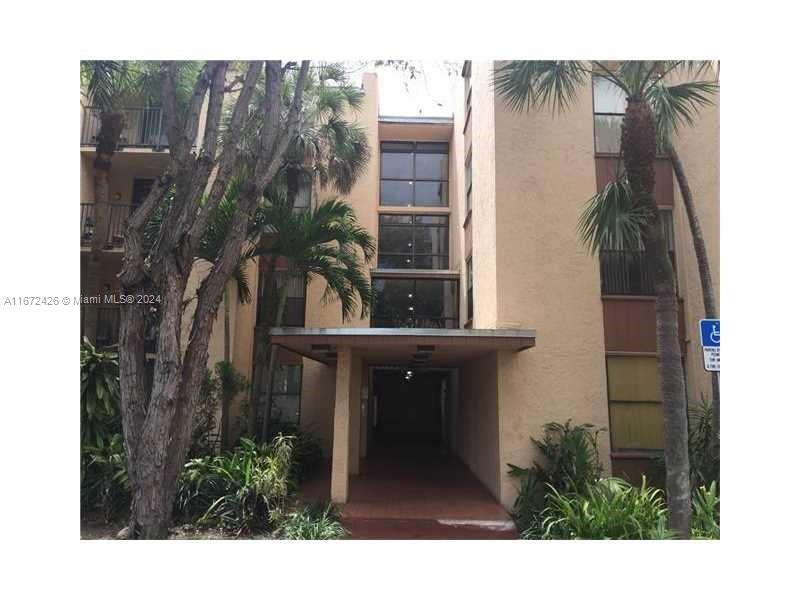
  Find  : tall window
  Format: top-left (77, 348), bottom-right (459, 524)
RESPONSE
top-left (380, 142), bottom-right (449, 207)
top-left (293, 179), bottom-right (311, 214)
top-left (593, 77), bottom-right (626, 154)
top-left (464, 149), bottom-right (473, 215)
top-left (256, 265), bottom-right (306, 327)
top-left (378, 214), bottom-right (449, 269)
top-left (371, 278), bottom-right (459, 329)
top-left (600, 210), bottom-right (676, 295)
top-left (463, 61), bottom-right (472, 124)
top-left (466, 256), bottom-right (474, 322)
top-left (607, 356), bottom-right (663, 451)
top-left (269, 364), bottom-right (302, 425)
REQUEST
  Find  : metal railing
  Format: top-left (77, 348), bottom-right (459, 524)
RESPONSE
top-left (80, 203), bottom-right (94, 246)
top-left (81, 106), bottom-right (169, 149)
top-left (80, 203), bottom-right (134, 248)
top-left (600, 250), bottom-right (654, 295)
top-left (371, 315), bottom-right (459, 329)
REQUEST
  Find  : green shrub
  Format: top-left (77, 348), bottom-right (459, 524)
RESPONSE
top-left (688, 399), bottom-right (719, 488)
top-left (508, 421), bottom-right (604, 535)
top-left (176, 436), bottom-right (294, 533)
top-left (81, 433), bottom-right (130, 521)
top-left (80, 338), bottom-right (121, 446)
top-left (691, 481), bottom-right (720, 539)
top-left (268, 422), bottom-right (324, 484)
top-left (539, 477), bottom-right (670, 540)
top-left (276, 502), bottom-right (348, 540)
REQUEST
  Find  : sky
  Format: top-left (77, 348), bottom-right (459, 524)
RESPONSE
top-left (347, 61), bottom-right (461, 118)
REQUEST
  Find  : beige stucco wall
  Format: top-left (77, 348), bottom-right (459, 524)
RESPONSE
top-left (670, 77), bottom-right (720, 406)
top-left (467, 62), bottom-right (499, 328)
top-left (454, 354), bottom-right (500, 497)
top-left (483, 61), bottom-right (612, 508)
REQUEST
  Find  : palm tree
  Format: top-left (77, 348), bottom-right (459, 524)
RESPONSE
top-left (648, 77), bottom-right (721, 463)
top-left (250, 193), bottom-right (375, 439)
top-left (494, 61), bottom-right (717, 537)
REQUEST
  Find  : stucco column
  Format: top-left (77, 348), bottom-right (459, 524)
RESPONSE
top-left (331, 346), bottom-right (352, 503)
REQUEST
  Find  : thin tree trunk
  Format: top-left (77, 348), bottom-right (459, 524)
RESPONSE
top-left (622, 98), bottom-right (691, 537)
top-left (666, 142), bottom-right (720, 460)
top-left (260, 283), bottom-right (289, 441)
top-left (221, 286), bottom-right (231, 450)
top-left (91, 111), bottom-right (125, 256)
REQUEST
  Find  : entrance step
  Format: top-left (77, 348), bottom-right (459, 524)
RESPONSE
top-left (341, 517), bottom-right (518, 540)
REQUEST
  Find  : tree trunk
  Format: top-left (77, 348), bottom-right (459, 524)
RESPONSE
top-left (666, 142), bottom-right (720, 460)
top-left (248, 255), bottom-right (277, 436)
top-left (91, 111), bottom-right (125, 256)
top-left (622, 98), bottom-right (691, 538)
top-left (221, 286), bottom-right (231, 450)
top-left (260, 283), bottom-right (290, 441)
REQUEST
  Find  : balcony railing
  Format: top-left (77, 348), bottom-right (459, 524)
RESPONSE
top-left (81, 107), bottom-right (169, 149)
top-left (371, 315), bottom-right (459, 329)
top-left (80, 203), bottom-right (134, 249)
top-left (600, 250), bottom-right (677, 296)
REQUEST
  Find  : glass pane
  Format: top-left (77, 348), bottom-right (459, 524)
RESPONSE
top-left (373, 279), bottom-right (415, 325)
top-left (593, 77), bottom-right (626, 114)
top-left (415, 222), bottom-right (448, 256)
top-left (609, 402), bottom-right (664, 450)
top-left (381, 152), bottom-right (413, 179)
top-left (659, 210), bottom-right (675, 252)
top-left (415, 181), bottom-right (448, 206)
top-left (380, 180), bottom-right (414, 206)
top-left (607, 356), bottom-right (660, 402)
top-left (594, 115), bottom-right (622, 153)
top-left (379, 214), bottom-right (412, 225)
top-left (378, 255), bottom-right (413, 268)
top-left (379, 224), bottom-right (413, 255)
top-left (414, 215), bottom-right (448, 225)
top-left (270, 394), bottom-right (300, 425)
top-left (413, 255), bottom-right (449, 269)
top-left (414, 153), bottom-right (448, 180)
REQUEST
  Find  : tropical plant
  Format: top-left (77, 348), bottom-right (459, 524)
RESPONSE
top-left (250, 194), bottom-right (375, 438)
top-left (81, 434), bottom-right (130, 521)
top-left (688, 398), bottom-right (719, 487)
top-left (267, 422), bottom-right (325, 483)
top-left (80, 338), bottom-right (121, 446)
top-left (508, 421), bottom-right (604, 535)
top-left (495, 61), bottom-right (718, 537)
top-left (691, 481), bottom-right (720, 539)
top-left (175, 436), bottom-right (294, 534)
top-left (276, 502), bottom-right (348, 540)
top-left (538, 477), bottom-right (671, 540)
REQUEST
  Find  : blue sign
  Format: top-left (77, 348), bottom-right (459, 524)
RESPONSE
top-left (699, 319), bottom-right (720, 371)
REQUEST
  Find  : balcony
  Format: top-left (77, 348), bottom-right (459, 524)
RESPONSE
top-left (81, 107), bottom-right (169, 149)
top-left (600, 250), bottom-right (677, 296)
top-left (371, 277), bottom-right (459, 329)
top-left (80, 203), bottom-right (134, 249)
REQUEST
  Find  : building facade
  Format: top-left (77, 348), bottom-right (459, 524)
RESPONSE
top-left (80, 62), bottom-right (720, 511)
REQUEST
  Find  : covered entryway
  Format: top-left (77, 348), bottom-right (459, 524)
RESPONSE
top-left (271, 327), bottom-right (535, 538)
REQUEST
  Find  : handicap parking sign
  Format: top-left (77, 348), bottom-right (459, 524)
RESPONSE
top-left (699, 319), bottom-right (720, 372)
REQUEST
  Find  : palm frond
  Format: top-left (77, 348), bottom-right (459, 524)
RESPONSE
top-left (577, 177), bottom-right (650, 255)
top-left (493, 61), bottom-right (587, 113)
top-left (647, 80), bottom-right (718, 145)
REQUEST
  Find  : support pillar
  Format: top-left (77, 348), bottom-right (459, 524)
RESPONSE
top-left (331, 347), bottom-right (352, 503)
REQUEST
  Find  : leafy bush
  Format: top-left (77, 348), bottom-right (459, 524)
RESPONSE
top-left (81, 433), bottom-right (130, 521)
top-left (80, 338), bottom-right (121, 446)
top-left (276, 502), bottom-right (348, 540)
top-left (691, 481), bottom-right (720, 539)
top-left (267, 422), bottom-right (324, 484)
top-left (508, 421), bottom-right (604, 534)
top-left (539, 477), bottom-right (670, 540)
top-left (176, 436), bottom-right (294, 533)
top-left (688, 399), bottom-right (719, 488)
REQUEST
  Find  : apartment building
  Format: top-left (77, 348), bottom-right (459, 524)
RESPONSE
top-left (79, 62), bottom-right (719, 512)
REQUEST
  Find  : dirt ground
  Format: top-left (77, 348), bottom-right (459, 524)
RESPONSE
top-left (80, 514), bottom-right (274, 540)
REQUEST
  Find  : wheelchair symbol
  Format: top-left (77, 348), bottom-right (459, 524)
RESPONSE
top-left (709, 324), bottom-right (720, 344)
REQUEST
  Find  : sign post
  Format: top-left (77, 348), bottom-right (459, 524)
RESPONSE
top-left (698, 319), bottom-right (720, 372)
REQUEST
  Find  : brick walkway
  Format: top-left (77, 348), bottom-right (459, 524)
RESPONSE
top-left (299, 445), bottom-right (517, 540)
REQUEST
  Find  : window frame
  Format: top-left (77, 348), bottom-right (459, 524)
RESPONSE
top-left (464, 148), bottom-right (473, 216)
top-left (465, 255), bottom-right (474, 322)
top-left (591, 76), bottom-right (626, 155)
top-left (605, 355), bottom-right (664, 452)
top-left (269, 363), bottom-right (303, 426)
top-left (371, 276), bottom-right (460, 329)
top-left (380, 141), bottom-right (450, 207)
top-left (378, 214), bottom-right (450, 270)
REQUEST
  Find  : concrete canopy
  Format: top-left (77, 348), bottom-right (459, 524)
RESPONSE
top-left (269, 327), bottom-right (536, 367)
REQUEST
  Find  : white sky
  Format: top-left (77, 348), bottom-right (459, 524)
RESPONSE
top-left (348, 61), bottom-right (461, 118)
